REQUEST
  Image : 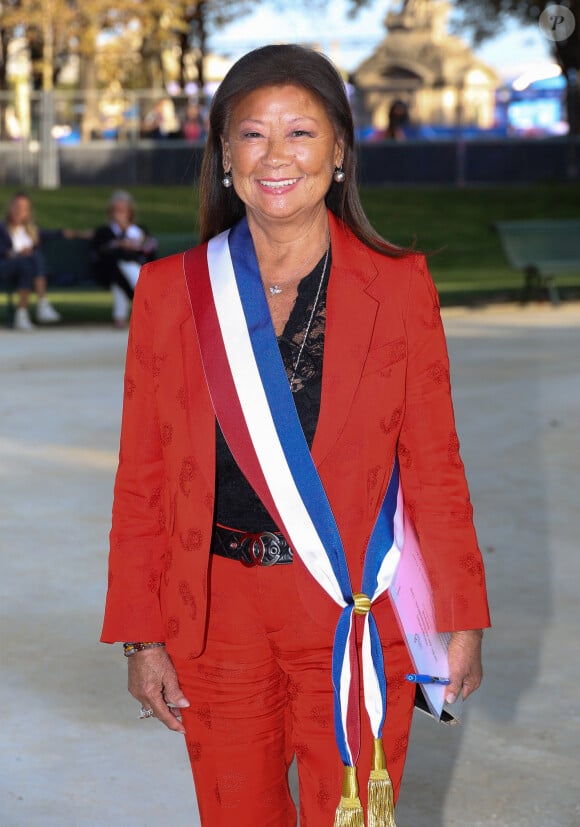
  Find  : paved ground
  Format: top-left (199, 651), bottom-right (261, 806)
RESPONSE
top-left (1, 303), bottom-right (579, 827)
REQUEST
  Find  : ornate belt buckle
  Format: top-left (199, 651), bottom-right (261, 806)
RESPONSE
top-left (239, 531), bottom-right (283, 567)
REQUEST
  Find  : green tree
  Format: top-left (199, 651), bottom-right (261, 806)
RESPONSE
top-left (162, 0), bottom-right (374, 96)
top-left (1, 0), bottom-right (82, 90)
top-left (150, 1), bottom-right (265, 96)
top-left (0, 1), bottom-right (21, 92)
top-left (0, 0), bottom-right (377, 124)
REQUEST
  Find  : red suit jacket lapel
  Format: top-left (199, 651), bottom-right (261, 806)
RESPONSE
top-left (313, 212), bottom-right (381, 467)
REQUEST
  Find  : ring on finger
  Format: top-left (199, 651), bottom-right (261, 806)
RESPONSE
top-left (139, 706), bottom-right (155, 719)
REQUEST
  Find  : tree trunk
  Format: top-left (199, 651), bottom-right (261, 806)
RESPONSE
top-left (0, 28), bottom-right (9, 92)
top-left (178, 29), bottom-right (189, 91)
top-left (0, 27), bottom-right (9, 141)
top-left (140, 38), bottom-right (165, 91)
top-left (191, 0), bottom-right (208, 104)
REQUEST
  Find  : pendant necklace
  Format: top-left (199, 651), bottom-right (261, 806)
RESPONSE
top-left (289, 244), bottom-right (330, 393)
top-left (267, 238), bottom-right (329, 296)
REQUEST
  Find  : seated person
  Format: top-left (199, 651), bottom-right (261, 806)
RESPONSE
top-left (90, 191), bottom-right (157, 328)
top-left (0, 192), bottom-right (69, 331)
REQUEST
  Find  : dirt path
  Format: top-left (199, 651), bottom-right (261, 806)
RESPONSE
top-left (1, 304), bottom-right (578, 826)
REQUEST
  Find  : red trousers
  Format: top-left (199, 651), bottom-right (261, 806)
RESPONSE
top-left (172, 555), bottom-right (416, 827)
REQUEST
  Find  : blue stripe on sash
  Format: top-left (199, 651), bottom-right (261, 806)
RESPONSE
top-left (367, 613), bottom-right (388, 736)
top-left (361, 461), bottom-right (400, 598)
top-left (228, 219), bottom-right (352, 600)
top-left (332, 606), bottom-right (356, 765)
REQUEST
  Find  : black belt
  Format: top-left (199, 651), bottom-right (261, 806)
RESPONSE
top-left (212, 524), bottom-right (294, 567)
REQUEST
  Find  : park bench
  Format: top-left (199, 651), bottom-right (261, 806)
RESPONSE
top-left (1, 231), bottom-right (197, 326)
top-left (494, 219), bottom-right (580, 306)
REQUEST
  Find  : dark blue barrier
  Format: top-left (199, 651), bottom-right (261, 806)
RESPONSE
top-left (1, 138), bottom-right (578, 187)
top-left (355, 138), bottom-right (579, 185)
top-left (463, 139), bottom-right (573, 184)
top-left (356, 141), bottom-right (459, 185)
top-left (56, 142), bottom-right (204, 186)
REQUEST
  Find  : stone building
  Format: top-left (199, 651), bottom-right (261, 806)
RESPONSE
top-left (353, 0), bottom-right (499, 135)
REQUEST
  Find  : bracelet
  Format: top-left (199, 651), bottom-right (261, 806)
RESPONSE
top-left (123, 642), bottom-right (165, 657)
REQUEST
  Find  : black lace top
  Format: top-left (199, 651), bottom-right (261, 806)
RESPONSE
top-left (214, 249), bottom-right (331, 532)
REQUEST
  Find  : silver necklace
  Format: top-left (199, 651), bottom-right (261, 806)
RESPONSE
top-left (289, 245), bottom-right (330, 393)
top-left (267, 240), bottom-right (328, 296)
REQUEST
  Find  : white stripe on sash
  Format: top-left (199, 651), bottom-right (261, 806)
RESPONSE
top-left (207, 232), bottom-right (347, 607)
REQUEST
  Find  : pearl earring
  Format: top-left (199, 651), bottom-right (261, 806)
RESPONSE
top-left (333, 165), bottom-right (346, 183)
top-left (222, 170), bottom-right (233, 188)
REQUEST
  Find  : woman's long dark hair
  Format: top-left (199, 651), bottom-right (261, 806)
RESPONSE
top-left (199, 44), bottom-right (406, 257)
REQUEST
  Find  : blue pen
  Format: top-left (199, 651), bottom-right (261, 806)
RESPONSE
top-left (405, 673), bottom-right (451, 685)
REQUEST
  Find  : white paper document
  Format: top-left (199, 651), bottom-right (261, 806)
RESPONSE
top-left (389, 509), bottom-right (452, 720)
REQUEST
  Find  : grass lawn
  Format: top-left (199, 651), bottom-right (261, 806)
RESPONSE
top-left (360, 184), bottom-right (580, 299)
top-left (1, 183), bottom-right (580, 323)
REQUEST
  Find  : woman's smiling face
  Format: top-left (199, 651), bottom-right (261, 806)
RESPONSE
top-left (221, 84), bottom-right (343, 227)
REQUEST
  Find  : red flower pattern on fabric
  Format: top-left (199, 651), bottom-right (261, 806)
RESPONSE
top-left (146, 570), bottom-right (160, 593)
top-left (385, 337), bottom-right (407, 365)
top-left (195, 704), bottom-right (212, 729)
top-left (166, 616), bottom-right (180, 639)
top-left (448, 430), bottom-right (463, 468)
top-left (398, 442), bottom-right (412, 469)
top-left (186, 740), bottom-right (202, 762)
top-left (160, 422), bottom-right (173, 446)
top-left (380, 407), bottom-right (403, 436)
top-left (176, 386), bottom-right (187, 410)
top-left (460, 553), bottom-right (484, 585)
top-left (427, 360), bottom-right (450, 387)
top-left (180, 529), bottom-right (203, 552)
top-left (124, 376), bottom-right (136, 400)
top-left (179, 456), bottom-right (197, 496)
top-left (179, 580), bottom-right (197, 619)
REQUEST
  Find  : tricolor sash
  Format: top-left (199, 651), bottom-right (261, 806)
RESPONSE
top-left (184, 218), bottom-right (421, 824)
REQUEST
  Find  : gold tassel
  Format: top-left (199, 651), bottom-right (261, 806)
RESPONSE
top-left (334, 765), bottom-right (365, 827)
top-left (367, 738), bottom-right (397, 827)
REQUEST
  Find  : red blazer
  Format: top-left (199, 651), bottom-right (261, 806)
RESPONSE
top-left (101, 211), bottom-right (490, 658)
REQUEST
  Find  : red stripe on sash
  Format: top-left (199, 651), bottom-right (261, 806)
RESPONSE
top-left (346, 623), bottom-right (361, 764)
top-left (184, 247), bottom-right (286, 532)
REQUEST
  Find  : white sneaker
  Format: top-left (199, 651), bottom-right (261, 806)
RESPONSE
top-left (14, 307), bottom-right (35, 331)
top-left (36, 299), bottom-right (62, 323)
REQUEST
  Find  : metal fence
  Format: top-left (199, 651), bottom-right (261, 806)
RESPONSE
top-left (0, 88), bottom-right (206, 187)
top-left (0, 88), bottom-right (206, 144)
top-left (1, 90), bottom-right (579, 187)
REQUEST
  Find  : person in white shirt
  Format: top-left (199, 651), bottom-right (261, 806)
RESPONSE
top-left (0, 192), bottom-right (66, 331)
top-left (90, 191), bottom-right (157, 328)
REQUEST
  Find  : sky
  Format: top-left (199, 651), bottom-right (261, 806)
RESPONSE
top-left (213, 0), bottom-right (554, 80)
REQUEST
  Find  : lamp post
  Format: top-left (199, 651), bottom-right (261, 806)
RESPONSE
top-left (39, 0), bottom-right (60, 189)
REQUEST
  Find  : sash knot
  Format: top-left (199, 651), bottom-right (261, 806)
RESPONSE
top-left (353, 593), bottom-right (372, 615)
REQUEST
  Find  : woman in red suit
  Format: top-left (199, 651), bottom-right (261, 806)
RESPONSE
top-left (102, 45), bottom-right (490, 827)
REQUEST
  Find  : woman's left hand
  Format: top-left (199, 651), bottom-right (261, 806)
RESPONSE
top-left (445, 629), bottom-right (483, 704)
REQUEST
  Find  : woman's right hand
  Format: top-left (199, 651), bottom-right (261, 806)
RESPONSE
top-left (127, 647), bottom-right (190, 734)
